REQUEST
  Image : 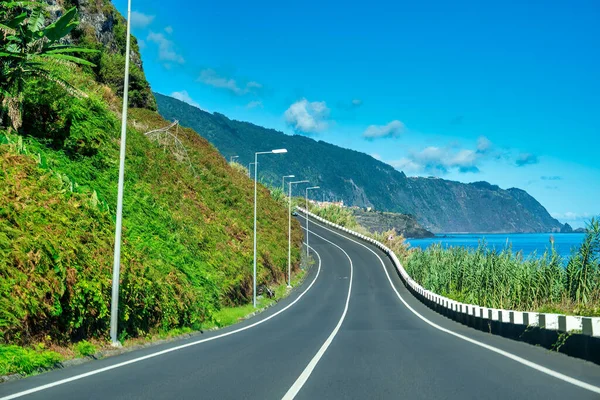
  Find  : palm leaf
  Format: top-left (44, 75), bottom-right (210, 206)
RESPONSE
top-left (27, 5), bottom-right (44, 33)
top-left (45, 47), bottom-right (100, 55)
top-left (43, 7), bottom-right (78, 43)
top-left (44, 53), bottom-right (96, 67)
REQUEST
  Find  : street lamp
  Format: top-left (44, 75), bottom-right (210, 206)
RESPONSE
top-left (110, 0), bottom-right (132, 346)
top-left (248, 162), bottom-right (256, 178)
top-left (230, 155), bottom-right (239, 163)
top-left (305, 186), bottom-right (320, 258)
top-left (253, 149), bottom-right (287, 307)
top-left (288, 180), bottom-right (308, 287)
top-left (282, 175), bottom-right (295, 192)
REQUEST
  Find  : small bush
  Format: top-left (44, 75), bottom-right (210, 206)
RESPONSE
top-left (74, 341), bottom-right (96, 357)
top-left (0, 345), bottom-right (62, 375)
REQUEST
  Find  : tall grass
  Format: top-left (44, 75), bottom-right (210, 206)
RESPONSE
top-left (309, 203), bottom-right (599, 316)
top-left (405, 219), bottom-right (600, 316)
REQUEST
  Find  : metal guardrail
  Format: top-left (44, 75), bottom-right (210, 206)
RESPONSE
top-left (297, 207), bottom-right (600, 337)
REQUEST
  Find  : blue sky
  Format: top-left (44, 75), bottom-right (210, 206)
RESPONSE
top-left (114, 0), bottom-right (599, 228)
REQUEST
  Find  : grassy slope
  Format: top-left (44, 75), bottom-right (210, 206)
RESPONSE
top-left (0, 63), bottom-right (303, 352)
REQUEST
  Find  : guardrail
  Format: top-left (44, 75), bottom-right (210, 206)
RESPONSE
top-left (297, 207), bottom-right (600, 338)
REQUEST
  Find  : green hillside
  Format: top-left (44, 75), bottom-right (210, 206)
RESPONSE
top-left (0, 2), bottom-right (302, 348)
top-left (155, 93), bottom-right (565, 234)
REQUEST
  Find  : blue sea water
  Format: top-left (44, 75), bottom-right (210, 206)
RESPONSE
top-left (406, 233), bottom-right (586, 260)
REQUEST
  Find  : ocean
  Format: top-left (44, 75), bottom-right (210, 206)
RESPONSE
top-left (406, 233), bottom-right (586, 260)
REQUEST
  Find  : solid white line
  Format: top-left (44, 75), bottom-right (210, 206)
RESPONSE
top-left (303, 216), bottom-right (600, 395)
top-left (1, 245), bottom-right (323, 400)
top-left (282, 229), bottom-right (354, 400)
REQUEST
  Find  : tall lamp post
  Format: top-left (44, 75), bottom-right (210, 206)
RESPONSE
top-left (288, 180), bottom-right (308, 287)
top-left (110, 0), bottom-right (132, 346)
top-left (282, 175), bottom-right (295, 192)
top-left (305, 186), bottom-right (320, 258)
top-left (248, 162), bottom-right (256, 178)
top-left (253, 149), bottom-right (287, 307)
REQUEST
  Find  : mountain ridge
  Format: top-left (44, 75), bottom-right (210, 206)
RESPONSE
top-left (154, 92), bottom-right (564, 234)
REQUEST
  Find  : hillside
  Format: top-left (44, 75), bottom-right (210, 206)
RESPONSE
top-left (351, 210), bottom-right (434, 239)
top-left (0, 1), bottom-right (302, 346)
top-left (155, 93), bottom-right (564, 233)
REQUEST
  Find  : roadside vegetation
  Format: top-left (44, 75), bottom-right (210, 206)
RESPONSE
top-left (308, 204), bottom-right (600, 317)
top-left (1, 0), bottom-right (303, 376)
top-left (406, 219), bottom-right (600, 316)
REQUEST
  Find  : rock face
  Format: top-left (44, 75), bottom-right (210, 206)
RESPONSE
top-left (44, 0), bottom-right (156, 110)
top-left (561, 223), bottom-right (574, 233)
top-left (351, 210), bottom-right (435, 238)
top-left (154, 86), bottom-right (564, 234)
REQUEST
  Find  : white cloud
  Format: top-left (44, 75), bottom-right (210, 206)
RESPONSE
top-left (164, 26), bottom-right (173, 34)
top-left (246, 100), bottom-right (263, 109)
top-left (352, 99), bottom-right (363, 107)
top-left (198, 69), bottom-right (261, 96)
top-left (147, 32), bottom-right (184, 64)
top-left (388, 158), bottom-right (421, 173)
top-left (390, 145), bottom-right (481, 174)
top-left (363, 120), bottom-right (405, 139)
top-left (137, 39), bottom-right (146, 50)
top-left (284, 98), bottom-right (331, 134)
top-left (515, 152), bottom-right (539, 167)
top-left (170, 90), bottom-right (201, 109)
top-left (131, 11), bottom-right (155, 28)
top-left (476, 136), bottom-right (492, 153)
top-left (370, 153), bottom-right (382, 161)
top-left (551, 211), bottom-right (596, 221)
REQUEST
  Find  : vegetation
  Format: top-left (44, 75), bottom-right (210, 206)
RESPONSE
top-left (0, 344), bottom-right (62, 376)
top-left (0, 3), bottom-right (97, 130)
top-left (0, 1), bottom-right (302, 355)
top-left (74, 340), bottom-right (96, 357)
top-left (308, 204), bottom-right (411, 259)
top-left (155, 92), bottom-right (564, 233)
top-left (309, 203), bottom-right (599, 317)
top-left (405, 219), bottom-right (600, 316)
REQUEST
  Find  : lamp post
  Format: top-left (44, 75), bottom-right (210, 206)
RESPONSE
top-left (288, 180), bottom-right (308, 287)
top-left (248, 162), bottom-right (256, 178)
top-left (282, 175), bottom-right (295, 192)
top-left (110, 0), bottom-right (132, 346)
top-left (230, 155), bottom-right (239, 163)
top-left (305, 186), bottom-right (320, 258)
top-left (253, 149), bottom-right (287, 307)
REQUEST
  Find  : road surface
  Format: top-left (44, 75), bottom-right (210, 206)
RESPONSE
top-left (2, 216), bottom-right (600, 399)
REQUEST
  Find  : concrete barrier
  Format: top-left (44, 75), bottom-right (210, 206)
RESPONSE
top-left (297, 207), bottom-right (600, 348)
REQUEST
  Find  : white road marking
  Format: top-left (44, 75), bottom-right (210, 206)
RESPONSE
top-left (304, 216), bottom-right (600, 395)
top-left (282, 229), bottom-right (354, 400)
top-left (1, 245), bottom-right (323, 400)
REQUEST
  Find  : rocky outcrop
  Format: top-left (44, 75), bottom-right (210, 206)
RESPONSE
top-left (44, 0), bottom-right (156, 110)
top-left (561, 223), bottom-right (574, 233)
top-left (351, 209), bottom-right (434, 238)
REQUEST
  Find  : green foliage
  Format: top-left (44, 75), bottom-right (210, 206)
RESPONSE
top-left (0, 2), bottom-right (98, 130)
top-left (0, 344), bottom-right (62, 375)
top-left (74, 340), bottom-right (96, 357)
top-left (405, 220), bottom-right (600, 316)
top-left (308, 204), bottom-right (359, 228)
top-left (68, 2), bottom-right (156, 110)
top-left (0, 62), bottom-right (302, 346)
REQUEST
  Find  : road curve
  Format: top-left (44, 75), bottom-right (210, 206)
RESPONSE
top-left (1, 216), bottom-right (600, 399)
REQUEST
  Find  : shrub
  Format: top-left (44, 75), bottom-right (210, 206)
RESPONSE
top-left (74, 340), bottom-right (96, 357)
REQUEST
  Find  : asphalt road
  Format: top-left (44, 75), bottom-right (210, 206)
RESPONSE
top-left (2, 216), bottom-right (600, 399)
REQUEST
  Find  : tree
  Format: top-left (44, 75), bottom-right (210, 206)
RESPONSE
top-left (0, 2), bottom-right (98, 130)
